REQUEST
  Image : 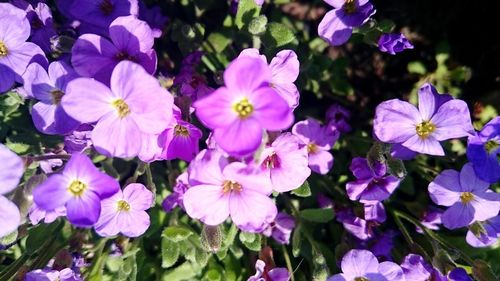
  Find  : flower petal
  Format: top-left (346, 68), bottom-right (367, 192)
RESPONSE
top-left (223, 56), bottom-right (272, 93)
top-left (378, 261), bottom-right (405, 281)
top-left (66, 191), bottom-right (101, 227)
top-left (428, 169), bottom-right (462, 206)
top-left (373, 99), bottom-right (421, 143)
top-left (417, 83), bottom-right (452, 121)
top-left (183, 184), bottom-right (230, 226)
top-left (459, 163), bottom-right (490, 193)
top-left (33, 174), bottom-right (71, 211)
top-left (71, 34), bottom-right (118, 83)
top-left (431, 100), bottom-right (475, 141)
top-left (251, 87), bottom-right (294, 131)
top-left (0, 144), bottom-right (24, 195)
top-left (442, 202), bottom-right (474, 229)
top-left (341, 249), bottom-right (379, 277)
top-left (0, 195), bottom-right (20, 237)
top-left (193, 87), bottom-right (239, 129)
top-left (213, 119), bottom-right (263, 156)
top-left (229, 190), bottom-right (277, 232)
top-left (402, 134), bottom-right (444, 156)
top-left (318, 10), bottom-right (353, 46)
top-left (123, 183), bottom-right (154, 211)
top-left (269, 50), bottom-right (299, 84)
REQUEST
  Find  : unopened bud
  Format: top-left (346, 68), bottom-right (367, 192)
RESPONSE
top-left (201, 224), bottom-right (222, 253)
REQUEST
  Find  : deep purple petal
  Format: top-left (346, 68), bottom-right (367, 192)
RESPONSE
top-left (66, 191), bottom-right (101, 227)
top-left (442, 202), bottom-right (474, 229)
top-left (318, 9), bottom-right (353, 46)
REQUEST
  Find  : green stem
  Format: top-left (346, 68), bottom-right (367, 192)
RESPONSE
top-left (282, 245), bottom-right (295, 281)
top-left (85, 238), bottom-right (109, 280)
top-left (392, 210), bottom-right (475, 266)
top-left (27, 154), bottom-right (71, 162)
top-left (145, 164), bottom-right (156, 195)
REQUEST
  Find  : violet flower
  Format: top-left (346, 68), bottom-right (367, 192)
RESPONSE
top-left (378, 33), bottom-right (414, 55)
top-left (416, 207), bottom-right (442, 234)
top-left (239, 48), bottom-right (301, 110)
top-left (160, 109), bottom-right (202, 162)
top-left (63, 124), bottom-right (93, 154)
top-left (261, 212), bottom-right (295, 245)
top-left (194, 56), bottom-right (293, 156)
top-left (346, 158), bottom-right (400, 202)
top-left (95, 183), bottom-right (154, 237)
top-left (23, 61), bottom-right (80, 135)
top-left (292, 118), bottom-right (339, 174)
top-left (318, 0), bottom-right (376, 46)
top-left (448, 268), bottom-right (473, 281)
top-left (29, 202), bottom-right (66, 225)
top-left (61, 61), bottom-right (174, 158)
top-left (162, 172), bottom-right (189, 213)
top-left (248, 259), bottom-right (290, 281)
top-left (0, 143), bottom-right (24, 237)
top-left (33, 153), bottom-right (119, 227)
top-left (336, 208), bottom-right (375, 240)
top-left (374, 83), bottom-right (475, 156)
top-left (183, 149), bottom-right (277, 232)
top-left (325, 103), bottom-right (351, 133)
top-left (428, 163), bottom-right (500, 229)
top-left (466, 216), bottom-right (500, 247)
top-left (467, 116), bottom-right (500, 183)
top-left (400, 254), bottom-right (436, 281)
top-left (259, 133), bottom-right (311, 192)
top-left (327, 249), bottom-right (404, 281)
top-left (25, 2), bottom-right (57, 53)
top-left (25, 268), bottom-right (82, 281)
top-left (138, 1), bottom-right (167, 38)
top-left (71, 15), bottom-right (156, 85)
top-left (0, 3), bottom-right (46, 92)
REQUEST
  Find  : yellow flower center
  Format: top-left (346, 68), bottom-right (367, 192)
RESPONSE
top-left (485, 140), bottom-right (499, 154)
top-left (232, 97), bottom-right (254, 118)
top-left (344, 0), bottom-right (357, 14)
top-left (354, 278), bottom-right (369, 281)
top-left (112, 99), bottom-right (131, 118)
top-left (117, 200), bottom-right (131, 211)
top-left (416, 121), bottom-right (436, 139)
top-left (99, 0), bottom-right (114, 16)
top-left (0, 41), bottom-right (8, 57)
top-left (307, 143), bottom-right (319, 154)
top-left (50, 89), bottom-right (64, 105)
top-left (222, 180), bottom-right (242, 193)
top-left (174, 124), bottom-right (189, 137)
top-left (68, 180), bottom-right (87, 197)
top-left (460, 192), bottom-right (474, 204)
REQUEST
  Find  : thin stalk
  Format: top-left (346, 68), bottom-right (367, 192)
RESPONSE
top-left (282, 245), bottom-right (295, 281)
top-left (27, 154), bottom-right (71, 162)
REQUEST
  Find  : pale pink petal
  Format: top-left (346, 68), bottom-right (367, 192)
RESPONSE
top-left (123, 183), bottom-right (154, 211)
top-left (229, 190), bottom-right (277, 233)
top-left (188, 149), bottom-right (227, 186)
top-left (223, 56), bottom-right (272, 92)
top-left (269, 49), bottom-right (299, 83)
top-left (62, 78), bottom-right (114, 123)
top-left (194, 87), bottom-right (239, 129)
top-left (251, 87), bottom-right (294, 131)
top-left (109, 15), bottom-right (154, 52)
top-left (222, 162), bottom-right (273, 195)
top-left (119, 210), bottom-right (151, 237)
top-left (183, 184), bottom-right (230, 226)
top-left (308, 150), bottom-right (334, 175)
top-left (213, 119), bottom-right (263, 156)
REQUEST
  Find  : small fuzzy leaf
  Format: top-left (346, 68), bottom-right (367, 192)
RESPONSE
top-left (161, 238), bottom-right (180, 268)
top-left (162, 226), bottom-right (193, 242)
top-left (291, 181), bottom-right (311, 197)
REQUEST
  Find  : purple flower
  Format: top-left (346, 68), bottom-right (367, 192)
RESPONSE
top-left (370, 230), bottom-right (397, 261)
top-left (259, 133), bottom-right (311, 192)
top-left (400, 253), bottom-right (449, 281)
top-left (448, 268), bottom-right (473, 281)
top-left (336, 208), bottom-right (374, 240)
top-left (262, 212), bottom-right (295, 245)
top-left (138, 2), bottom-right (167, 38)
top-left (466, 216), bottom-right (500, 247)
top-left (467, 116), bottom-right (500, 183)
top-left (0, 144), bottom-right (24, 237)
top-left (64, 124), bottom-right (93, 154)
top-left (325, 103), bottom-right (351, 133)
top-left (327, 249), bottom-right (404, 281)
top-left (346, 158), bottom-right (400, 202)
top-left (95, 183), bottom-right (154, 237)
top-left (374, 83), bottom-right (475, 156)
top-left (0, 4), bottom-right (46, 92)
top-left (162, 172), bottom-right (189, 212)
top-left (378, 33), bottom-right (414, 55)
top-left (38, 153), bottom-right (64, 173)
top-left (318, 0), bottom-right (376, 46)
top-left (416, 207), bottom-right (442, 233)
top-left (25, 2), bottom-right (57, 53)
top-left (428, 163), bottom-right (500, 229)
top-left (71, 15), bottom-right (156, 85)
top-left (248, 259), bottom-right (290, 281)
top-left (68, 0), bottom-right (138, 33)
top-left (292, 118), bottom-right (339, 174)
top-left (183, 149), bottom-right (277, 232)
top-left (29, 202), bottom-right (66, 225)
top-left (239, 48), bottom-right (300, 110)
top-left (160, 110), bottom-right (203, 162)
top-left (61, 61), bottom-right (174, 158)
top-left (23, 61), bottom-right (80, 135)
top-left (364, 202), bottom-right (386, 223)
top-left (194, 56), bottom-right (294, 156)
top-left (390, 143), bottom-right (417, 160)
top-left (25, 268), bottom-right (82, 281)
top-left (33, 153), bottom-right (120, 227)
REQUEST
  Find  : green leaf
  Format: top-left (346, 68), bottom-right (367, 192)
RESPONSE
top-left (291, 181), bottom-right (311, 197)
top-left (239, 232), bottom-right (261, 251)
top-left (161, 238), bottom-right (180, 268)
top-left (162, 262), bottom-right (201, 281)
top-left (26, 222), bottom-right (59, 254)
top-left (292, 224), bottom-right (302, 257)
top-left (162, 226), bottom-right (193, 242)
top-left (407, 61), bottom-right (427, 75)
top-left (206, 32), bottom-right (232, 53)
top-left (248, 15), bottom-right (267, 35)
top-left (377, 19), bottom-right (396, 33)
top-left (473, 260), bottom-right (498, 281)
top-left (299, 208), bottom-right (334, 223)
top-left (117, 249), bottom-right (139, 281)
top-left (235, 0), bottom-right (261, 30)
top-left (262, 23), bottom-right (296, 47)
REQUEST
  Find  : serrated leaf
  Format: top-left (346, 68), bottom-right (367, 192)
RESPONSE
top-left (162, 226), bottom-right (193, 242)
top-left (299, 208), bottom-right (334, 223)
top-left (235, 0), bottom-right (261, 30)
top-left (262, 23), bottom-right (296, 47)
top-left (161, 238), bottom-right (180, 268)
top-left (291, 181), bottom-right (312, 197)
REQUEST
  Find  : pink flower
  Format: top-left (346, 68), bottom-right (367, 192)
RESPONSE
top-left (259, 133), bottom-right (311, 192)
top-left (183, 149), bottom-right (277, 232)
top-left (194, 56), bottom-right (293, 156)
top-left (292, 118), bottom-right (339, 174)
top-left (61, 61), bottom-right (174, 158)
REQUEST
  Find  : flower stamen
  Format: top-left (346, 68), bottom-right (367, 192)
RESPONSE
top-left (222, 180), bottom-right (242, 193)
top-left (99, 0), bottom-right (114, 16)
top-left (117, 200), bottom-right (131, 211)
top-left (50, 89), bottom-right (64, 105)
top-left (0, 41), bottom-right (8, 57)
top-left (68, 180), bottom-right (87, 197)
top-left (416, 121), bottom-right (436, 139)
top-left (112, 99), bottom-right (131, 118)
top-left (344, 0), bottom-right (357, 14)
top-left (460, 192), bottom-right (474, 204)
top-left (307, 143), bottom-right (318, 154)
top-left (174, 124), bottom-right (189, 137)
top-left (232, 97), bottom-right (254, 118)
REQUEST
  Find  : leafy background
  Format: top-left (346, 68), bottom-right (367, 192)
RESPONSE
top-left (1, 0), bottom-right (499, 280)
